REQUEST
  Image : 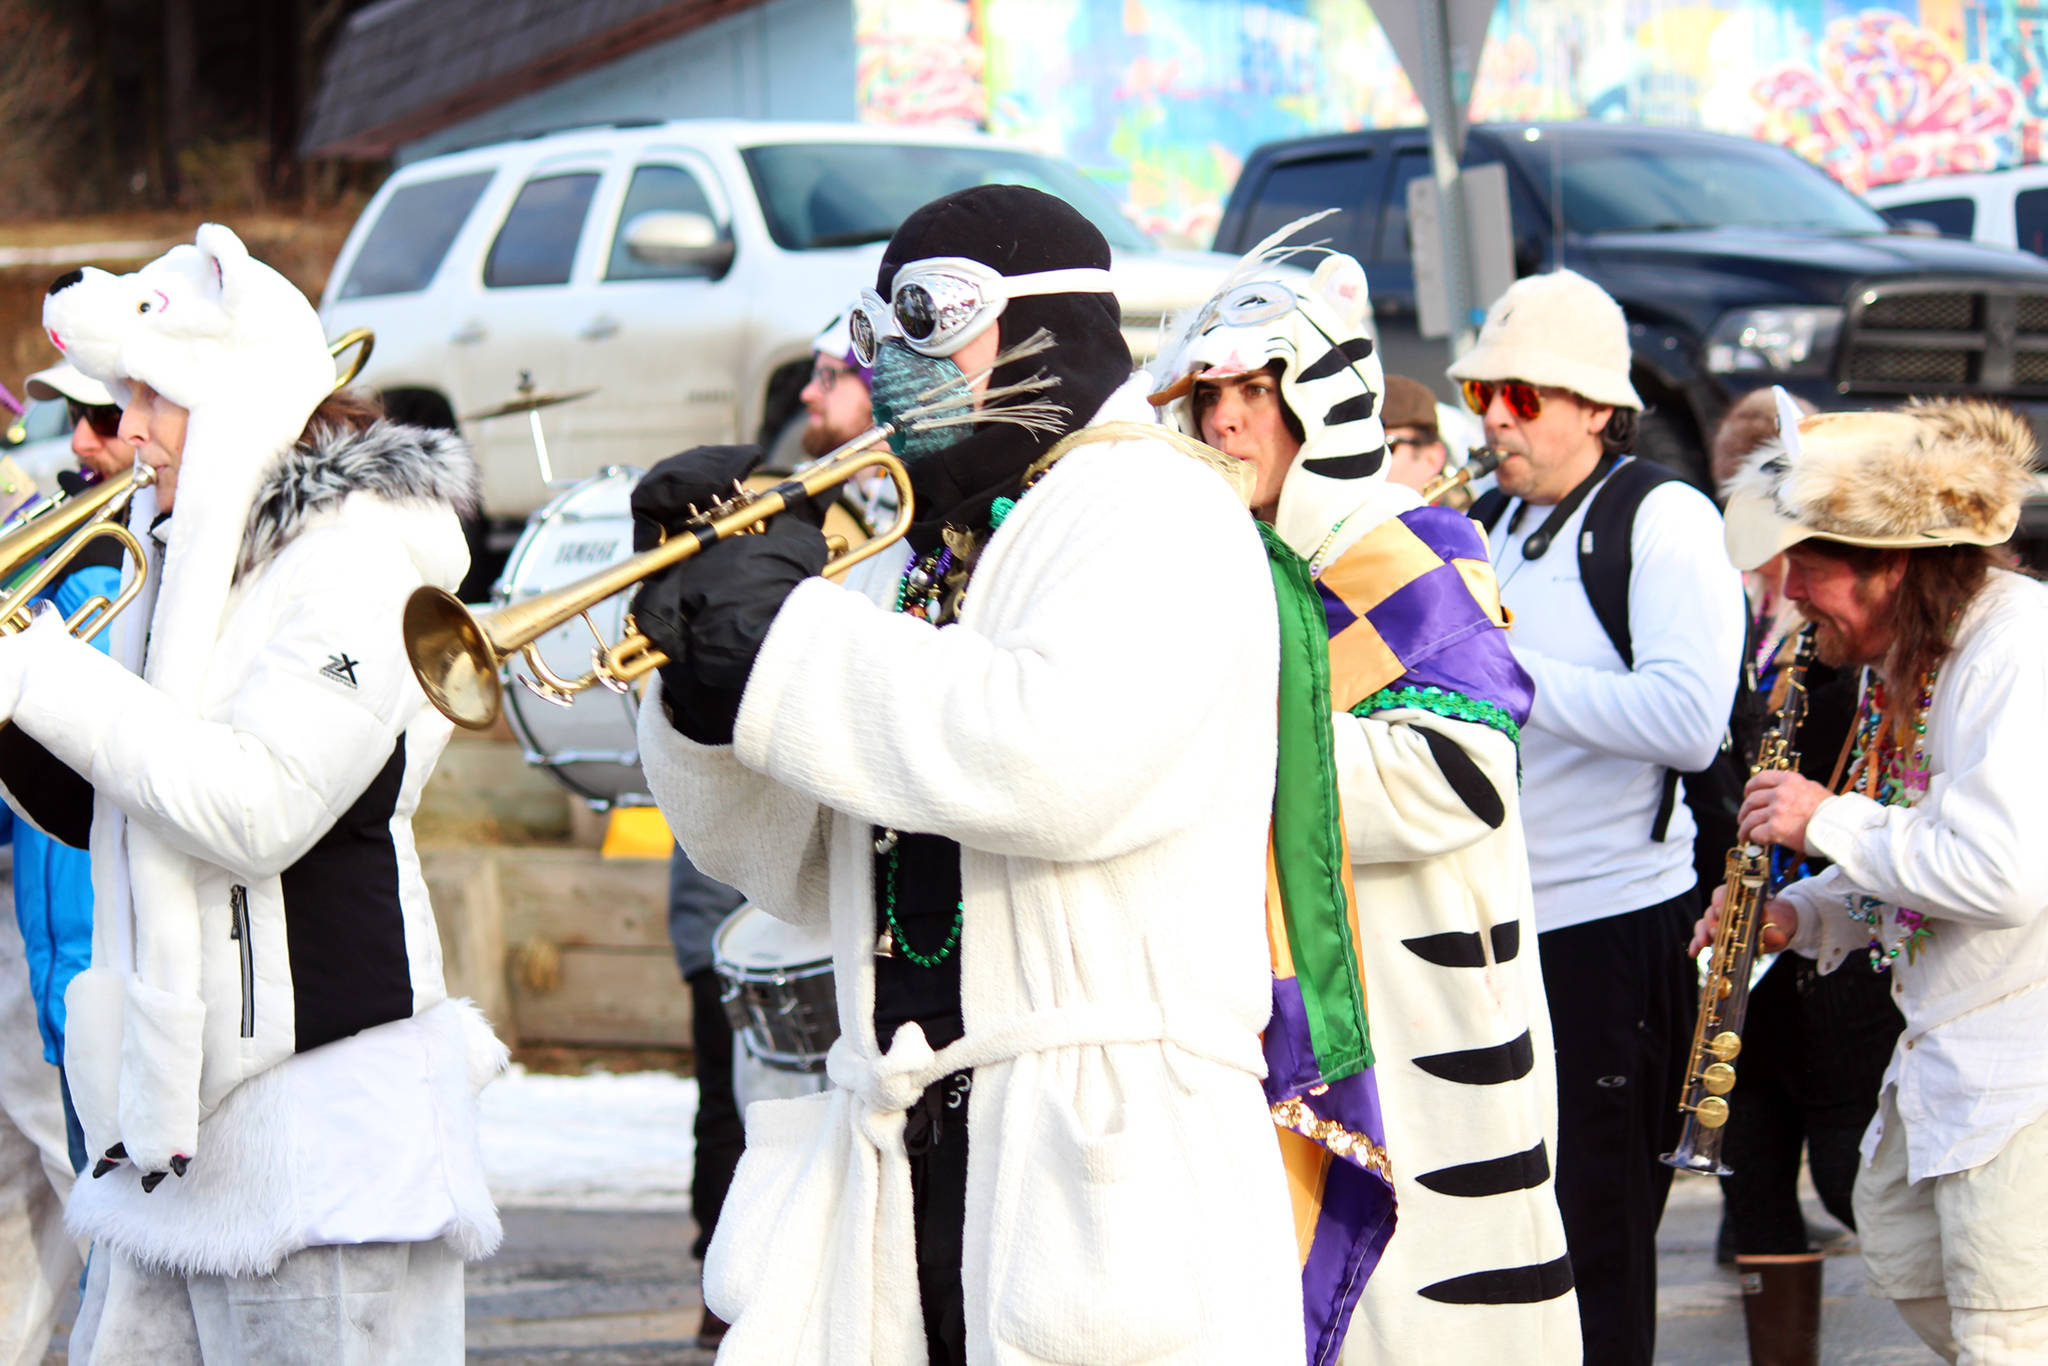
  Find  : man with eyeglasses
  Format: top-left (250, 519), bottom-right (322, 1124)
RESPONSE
top-left (26, 362), bottom-right (127, 483)
top-left (626, 185), bottom-right (1298, 1364)
top-left (1451, 269), bottom-right (1745, 1366)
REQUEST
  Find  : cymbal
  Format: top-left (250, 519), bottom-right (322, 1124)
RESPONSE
top-left (463, 386), bottom-right (598, 422)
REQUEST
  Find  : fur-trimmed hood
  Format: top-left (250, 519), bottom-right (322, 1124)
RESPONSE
top-left (1724, 388), bottom-right (2039, 570)
top-left (239, 419), bottom-right (477, 580)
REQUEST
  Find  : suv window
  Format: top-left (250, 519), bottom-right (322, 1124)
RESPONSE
top-left (2014, 191), bottom-right (2048, 256)
top-left (605, 164), bottom-right (729, 281)
top-left (1240, 154), bottom-right (1376, 258)
top-left (1883, 197), bottom-right (1976, 239)
top-left (485, 172), bottom-right (601, 288)
top-left (740, 142), bottom-right (1152, 252)
top-left (336, 171), bottom-right (493, 300)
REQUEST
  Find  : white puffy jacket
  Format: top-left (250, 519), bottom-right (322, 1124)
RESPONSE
top-left (0, 421), bottom-right (504, 1274)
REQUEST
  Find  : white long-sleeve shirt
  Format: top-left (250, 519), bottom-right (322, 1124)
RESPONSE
top-left (1487, 461), bottom-right (1746, 932)
top-left (1782, 570), bottom-right (2048, 1180)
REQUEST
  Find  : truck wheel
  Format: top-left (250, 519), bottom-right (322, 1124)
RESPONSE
top-left (1634, 405), bottom-right (1712, 493)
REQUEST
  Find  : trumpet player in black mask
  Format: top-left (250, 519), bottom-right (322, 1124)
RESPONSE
top-left (627, 184), bottom-right (1302, 1365)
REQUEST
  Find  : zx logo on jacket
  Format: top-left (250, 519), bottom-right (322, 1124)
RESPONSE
top-left (320, 653), bottom-right (360, 689)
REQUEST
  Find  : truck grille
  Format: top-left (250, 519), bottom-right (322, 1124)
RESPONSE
top-left (1841, 283), bottom-right (2048, 395)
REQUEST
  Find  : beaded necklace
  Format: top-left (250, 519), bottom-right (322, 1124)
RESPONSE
top-left (871, 496), bottom-right (1033, 966)
top-left (1840, 668), bottom-right (1938, 969)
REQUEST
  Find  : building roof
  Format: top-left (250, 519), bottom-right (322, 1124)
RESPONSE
top-left (302, 0), bottom-right (758, 159)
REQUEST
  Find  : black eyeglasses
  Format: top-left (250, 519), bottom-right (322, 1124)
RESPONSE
top-left (65, 398), bottom-right (121, 438)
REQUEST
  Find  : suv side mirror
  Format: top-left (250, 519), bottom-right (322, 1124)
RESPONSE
top-left (623, 211), bottom-right (735, 276)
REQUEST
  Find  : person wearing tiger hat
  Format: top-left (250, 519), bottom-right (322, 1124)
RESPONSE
top-left (1152, 223), bottom-right (1578, 1366)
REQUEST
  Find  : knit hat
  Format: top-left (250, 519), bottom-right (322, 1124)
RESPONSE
top-left (1723, 386), bottom-right (2038, 571)
top-left (1447, 269), bottom-right (1642, 411)
top-left (876, 185), bottom-right (1128, 547)
top-left (1379, 375), bottom-right (1440, 435)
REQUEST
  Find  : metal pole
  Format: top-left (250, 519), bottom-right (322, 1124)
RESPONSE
top-left (1419, 0), bottom-right (1478, 358)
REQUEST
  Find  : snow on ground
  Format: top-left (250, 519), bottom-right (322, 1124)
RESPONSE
top-left (480, 1066), bottom-right (699, 1211)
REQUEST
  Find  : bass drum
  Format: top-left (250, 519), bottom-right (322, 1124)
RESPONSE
top-left (494, 467), bottom-right (651, 808)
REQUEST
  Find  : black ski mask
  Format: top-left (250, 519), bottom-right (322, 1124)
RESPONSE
top-left (874, 185), bottom-right (1131, 550)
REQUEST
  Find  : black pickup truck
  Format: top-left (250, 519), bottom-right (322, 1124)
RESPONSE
top-left (1215, 121), bottom-right (2048, 514)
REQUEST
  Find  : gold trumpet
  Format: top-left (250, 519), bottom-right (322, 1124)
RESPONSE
top-left (1421, 445), bottom-right (1506, 506)
top-left (0, 465), bottom-right (155, 644)
top-left (406, 430), bottom-right (913, 730)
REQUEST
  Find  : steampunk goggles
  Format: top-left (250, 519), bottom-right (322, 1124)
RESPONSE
top-left (849, 256), bottom-right (1115, 365)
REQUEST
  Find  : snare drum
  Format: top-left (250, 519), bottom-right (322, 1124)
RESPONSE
top-left (713, 902), bottom-right (838, 1073)
top-left (492, 467), bottom-right (649, 808)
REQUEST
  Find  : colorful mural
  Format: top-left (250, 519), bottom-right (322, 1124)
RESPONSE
top-left (851, 1), bottom-right (2048, 247)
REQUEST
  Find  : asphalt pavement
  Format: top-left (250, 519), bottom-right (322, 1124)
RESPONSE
top-left (40, 1169), bottom-right (1937, 1364)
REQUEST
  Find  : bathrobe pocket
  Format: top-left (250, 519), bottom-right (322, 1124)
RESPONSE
top-left (994, 1084), bottom-right (1200, 1364)
top-left (702, 1087), bottom-right (845, 1333)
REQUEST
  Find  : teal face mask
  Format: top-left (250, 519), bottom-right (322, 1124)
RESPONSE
top-left (869, 339), bottom-right (973, 463)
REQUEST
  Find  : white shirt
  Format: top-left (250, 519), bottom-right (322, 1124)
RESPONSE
top-left (1783, 571), bottom-right (2048, 1180)
top-left (1487, 460), bottom-right (1745, 932)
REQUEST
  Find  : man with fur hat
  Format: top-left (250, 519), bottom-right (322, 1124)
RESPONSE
top-left (0, 225), bottom-right (503, 1362)
top-left (1152, 227), bottom-right (1575, 1366)
top-left (1453, 269), bottom-right (1747, 1366)
top-left (627, 185), bottom-right (1300, 1364)
top-left (1695, 391), bottom-right (2048, 1365)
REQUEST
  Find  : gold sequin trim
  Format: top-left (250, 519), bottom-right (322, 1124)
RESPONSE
top-left (1271, 1098), bottom-right (1392, 1179)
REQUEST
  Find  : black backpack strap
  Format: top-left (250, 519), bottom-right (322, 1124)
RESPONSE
top-left (1575, 456), bottom-right (1687, 839)
top-left (1576, 456), bottom-right (1683, 670)
top-left (1471, 487), bottom-right (1511, 532)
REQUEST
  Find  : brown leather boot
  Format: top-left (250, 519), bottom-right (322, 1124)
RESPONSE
top-left (1736, 1251), bottom-right (1825, 1366)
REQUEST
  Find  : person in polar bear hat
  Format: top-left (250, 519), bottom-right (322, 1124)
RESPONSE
top-left (0, 223), bottom-right (503, 1364)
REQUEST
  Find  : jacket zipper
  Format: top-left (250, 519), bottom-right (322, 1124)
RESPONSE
top-left (229, 885), bottom-right (254, 1039)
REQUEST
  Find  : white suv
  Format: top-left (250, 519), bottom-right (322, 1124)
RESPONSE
top-left (319, 119), bottom-right (1245, 537)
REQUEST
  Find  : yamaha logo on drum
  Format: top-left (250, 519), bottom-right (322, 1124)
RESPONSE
top-left (553, 538), bottom-right (622, 566)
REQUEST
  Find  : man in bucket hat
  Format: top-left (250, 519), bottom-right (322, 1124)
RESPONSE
top-left (1696, 390), bottom-right (2048, 1366)
top-left (1455, 269), bottom-right (1747, 1366)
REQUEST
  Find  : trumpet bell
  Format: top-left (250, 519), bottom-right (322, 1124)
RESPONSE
top-left (404, 588), bottom-right (502, 730)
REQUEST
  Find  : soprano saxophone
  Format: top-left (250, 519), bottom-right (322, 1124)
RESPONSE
top-left (1662, 624), bottom-right (1817, 1176)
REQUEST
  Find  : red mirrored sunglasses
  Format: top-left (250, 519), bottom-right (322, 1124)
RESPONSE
top-left (1461, 379), bottom-right (1549, 422)
top-left (66, 398), bottom-right (121, 439)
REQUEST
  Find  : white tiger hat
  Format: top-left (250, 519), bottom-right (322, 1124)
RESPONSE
top-left (1151, 211), bottom-right (1388, 553)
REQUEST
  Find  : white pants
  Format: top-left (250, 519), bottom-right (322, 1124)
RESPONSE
top-left (0, 866), bottom-right (80, 1366)
top-left (70, 1239), bottom-right (465, 1365)
top-left (1856, 1089), bottom-right (2048, 1365)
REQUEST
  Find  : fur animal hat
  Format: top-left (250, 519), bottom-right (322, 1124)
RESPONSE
top-left (1150, 213), bottom-right (1390, 555)
top-left (41, 223), bottom-right (337, 1171)
top-left (1723, 385), bottom-right (2039, 571)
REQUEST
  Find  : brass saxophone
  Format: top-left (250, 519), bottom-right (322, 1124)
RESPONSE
top-left (1662, 624), bottom-right (1817, 1176)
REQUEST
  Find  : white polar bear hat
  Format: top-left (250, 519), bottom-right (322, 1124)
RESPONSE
top-left (43, 221), bottom-right (334, 700)
top-left (41, 224), bottom-right (337, 1171)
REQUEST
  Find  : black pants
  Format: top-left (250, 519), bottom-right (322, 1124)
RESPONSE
top-left (1718, 950), bottom-right (1903, 1252)
top-left (688, 967), bottom-right (745, 1261)
top-left (906, 1070), bottom-right (972, 1365)
top-left (1539, 891), bottom-right (1698, 1366)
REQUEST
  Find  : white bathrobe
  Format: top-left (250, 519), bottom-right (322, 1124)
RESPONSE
top-left (640, 377), bottom-right (1304, 1365)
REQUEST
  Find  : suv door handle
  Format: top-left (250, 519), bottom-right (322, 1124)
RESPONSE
top-left (450, 320), bottom-right (485, 345)
top-left (579, 314), bottom-right (621, 341)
